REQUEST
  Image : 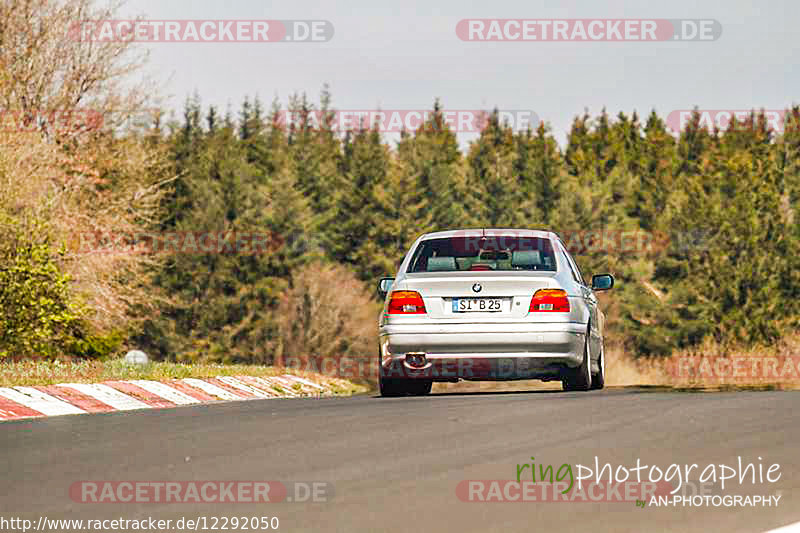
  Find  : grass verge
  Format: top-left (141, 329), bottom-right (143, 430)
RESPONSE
top-left (0, 359), bottom-right (368, 396)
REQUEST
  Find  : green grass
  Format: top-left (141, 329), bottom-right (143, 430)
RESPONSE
top-left (0, 359), bottom-right (368, 396)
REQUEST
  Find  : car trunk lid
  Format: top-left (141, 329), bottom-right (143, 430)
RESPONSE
top-left (403, 272), bottom-right (560, 321)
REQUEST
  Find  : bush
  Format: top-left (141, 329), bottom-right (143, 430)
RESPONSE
top-left (274, 262), bottom-right (380, 380)
top-left (0, 217), bottom-right (82, 360)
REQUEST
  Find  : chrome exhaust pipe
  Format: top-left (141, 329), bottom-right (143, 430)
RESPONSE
top-left (405, 352), bottom-right (427, 367)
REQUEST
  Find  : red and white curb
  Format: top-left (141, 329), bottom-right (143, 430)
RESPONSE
top-left (0, 375), bottom-right (329, 422)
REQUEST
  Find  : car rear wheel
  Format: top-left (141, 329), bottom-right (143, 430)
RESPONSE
top-left (562, 335), bottom-right (592, 391)
top-left (408, 379), bottom-right (433, 395)
top-left (590, 344), bottom-right (605, 390)
top-left (379, 377), bottom-right (432, 397)
top-left (379, 376), bottom-right (403, 397)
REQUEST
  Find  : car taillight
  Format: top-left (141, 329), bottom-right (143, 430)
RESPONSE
top-left (529, 289), bottom-right (570, 312)
top-left (388, 290), bottom-right (427, 314)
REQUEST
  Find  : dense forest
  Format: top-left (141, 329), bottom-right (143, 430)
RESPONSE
top-left (2, 0), bottom-right (799, 378)
top-left (138, 94), bottom-right (800, 364)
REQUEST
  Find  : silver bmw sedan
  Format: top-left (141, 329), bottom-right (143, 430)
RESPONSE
top-left (377, 229), bottom-right (614, 396)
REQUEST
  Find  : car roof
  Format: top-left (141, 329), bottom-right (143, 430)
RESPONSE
top-left (418, 228), bottom-right (557, 240)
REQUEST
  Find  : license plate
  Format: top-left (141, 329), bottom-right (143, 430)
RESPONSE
top-left (452, 298), bottom-right (503, 312)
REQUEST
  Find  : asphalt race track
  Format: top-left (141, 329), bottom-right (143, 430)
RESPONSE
top-left (2, 389), bottom-right (799, 532)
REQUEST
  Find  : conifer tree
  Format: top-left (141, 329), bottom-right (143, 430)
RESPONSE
top-left (466, 109), bottom-right (533, 226)
top-left (396, 101), bottom-right (472, 232)
top-left (514, 122), bottom-right (563, 223)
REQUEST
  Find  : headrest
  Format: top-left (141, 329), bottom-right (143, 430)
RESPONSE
top-left (427, 256), bottom-right (456, 271)
top-left (511, 250), bottom-right (542, 267)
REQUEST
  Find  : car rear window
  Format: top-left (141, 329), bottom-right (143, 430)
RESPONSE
top-left (407, 236), bottom-right (557, 273)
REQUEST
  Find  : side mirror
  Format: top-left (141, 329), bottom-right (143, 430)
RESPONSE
top-left (591, 274), bottom-right (614, 291)
top-left (378, 278), bottom-right (394, 299)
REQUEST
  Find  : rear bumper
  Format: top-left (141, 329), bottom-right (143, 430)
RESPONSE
top-left (378, 322), bottom-right (586, 381)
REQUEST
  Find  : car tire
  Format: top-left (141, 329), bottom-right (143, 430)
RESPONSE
top-left (379, 377), bottom-right (404, 397)
top-left (590, 344), bottom-right (605, 390)
top-left (408, 379), bottom-right (433, 396)
top-left (379, 378), bottom-right (432, 397)
top-left (562, 335), bottom-right (592, 391)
